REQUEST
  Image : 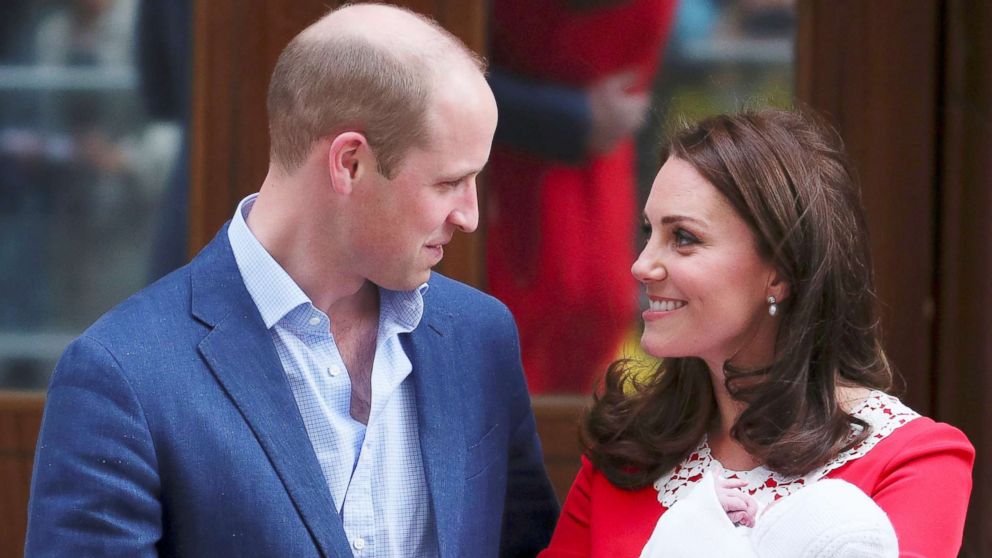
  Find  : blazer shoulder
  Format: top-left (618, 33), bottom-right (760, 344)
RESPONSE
top-left (426, 273), bottom-right (514, 324)
top-left (84, 226), bottom-right (235, 347)
top-left (85, 265), bottom-right (194, 341)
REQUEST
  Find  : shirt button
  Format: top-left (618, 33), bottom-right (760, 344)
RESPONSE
top-left (353, 537), bottom-right (365, 550)
top-left (328, 365), bottom-right (341, 377)
top-left (308, 317), bottom-right (320, 326)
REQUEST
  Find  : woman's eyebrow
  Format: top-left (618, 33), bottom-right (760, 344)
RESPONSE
top-left (660, 215), bottom-right (706, 226)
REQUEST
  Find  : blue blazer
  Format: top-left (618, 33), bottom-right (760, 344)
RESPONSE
top-left (26, 226), bottom-right (559, 557)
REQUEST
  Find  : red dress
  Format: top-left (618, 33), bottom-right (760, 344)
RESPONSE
top-left (540, 393), bottom-right (975, 557)
top-left (487, 0), bottom-right (677, 393)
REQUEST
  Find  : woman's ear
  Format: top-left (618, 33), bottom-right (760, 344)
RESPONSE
top-left (327, 131), bottom-right (373, 195)
top-left (767, 268), bottom-right (791, 304)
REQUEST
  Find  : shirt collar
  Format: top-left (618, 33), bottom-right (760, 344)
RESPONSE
top-left (228, 193), bottom-right (429, 332)
top-left (379, 284), bottom-right (429, 336)
top-left (228, 194), bottom-right (311, 329)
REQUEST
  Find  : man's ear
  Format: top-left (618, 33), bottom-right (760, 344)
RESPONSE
top-left (327, 132), bottom-right (374, 195)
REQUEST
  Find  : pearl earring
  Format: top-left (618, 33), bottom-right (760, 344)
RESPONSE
top-left (767, 296), bottom-right (778, 316)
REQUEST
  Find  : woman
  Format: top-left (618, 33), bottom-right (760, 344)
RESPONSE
top-left (539, 109), bottom-right (974, 557)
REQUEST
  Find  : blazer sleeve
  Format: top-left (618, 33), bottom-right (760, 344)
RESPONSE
top-left (496, 305), bottom-right (561, 558)
top-left (868, 421), bottom-right (974, 558)
top-left (26, 335), bottom-right (162, 557)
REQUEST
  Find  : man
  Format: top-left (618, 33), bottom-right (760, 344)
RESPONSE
top-left (26, 4), bottom-right (559, 557)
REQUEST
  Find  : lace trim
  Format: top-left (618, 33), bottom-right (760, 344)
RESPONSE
top-left (654, 391), bottom-right (920, 508)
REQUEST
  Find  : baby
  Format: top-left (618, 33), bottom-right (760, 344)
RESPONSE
top-left (640, 467), bottom-right (898, 558)
top-left (713, 466), bottom-right (758, 528)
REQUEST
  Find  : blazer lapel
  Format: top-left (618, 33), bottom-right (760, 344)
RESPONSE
top-left (190, 228), bottom-right (353, 558)
top-left (403, 308), bottom-right (467, 558)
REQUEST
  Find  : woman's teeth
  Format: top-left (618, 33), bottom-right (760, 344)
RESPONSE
top-left (649, 299), bottom-right (686, 312)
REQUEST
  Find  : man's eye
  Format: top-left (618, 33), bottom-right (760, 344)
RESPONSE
top-left (674, 228), bottom-right (699, 247)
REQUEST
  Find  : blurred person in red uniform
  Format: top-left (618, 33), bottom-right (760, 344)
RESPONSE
top-left (487, 0), bottom-right (678, 393)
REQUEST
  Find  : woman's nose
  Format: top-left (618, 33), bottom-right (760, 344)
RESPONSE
top-left (631, 246), bottom-right (667, 283)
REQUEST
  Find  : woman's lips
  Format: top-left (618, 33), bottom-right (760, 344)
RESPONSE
top-left (643, 298), bottom-right (687, 320)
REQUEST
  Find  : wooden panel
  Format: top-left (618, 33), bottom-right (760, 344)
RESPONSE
top-left (532, 396), bottom-right (588, 502)
top-left (795, 0), bottom-right (940, 413)
top-left (0, 392), bottom-right (45, 557)
top-left (936, 2), bottom-right (992, 555)
top-left (190, 0), bottom-right (487, 287)
top-left (190, 0), bottom-right (335, 252)
top-left (434, 0), bottom-right (488, 53)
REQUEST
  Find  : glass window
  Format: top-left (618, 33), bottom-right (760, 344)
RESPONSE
top-left (0, 0), bottom-right (190, 390)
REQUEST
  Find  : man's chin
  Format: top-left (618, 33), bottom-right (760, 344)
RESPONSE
top-left (382, 270), bottom-right (431, 292)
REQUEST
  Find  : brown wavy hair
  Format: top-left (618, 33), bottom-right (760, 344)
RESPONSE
top-left (583, 109), bottom-right (893, 489)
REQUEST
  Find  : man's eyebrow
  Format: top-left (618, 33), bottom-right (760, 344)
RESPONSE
top-left (441, 167), bottom-right (485, 183)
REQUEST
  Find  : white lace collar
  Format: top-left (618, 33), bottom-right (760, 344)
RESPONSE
top-left (654, 391), bottom-right (920, 508)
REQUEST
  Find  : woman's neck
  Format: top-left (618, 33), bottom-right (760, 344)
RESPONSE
top-left (704, 359), bottom-right (874, 471)
top-left (705, 361), bottom-right (760, 470)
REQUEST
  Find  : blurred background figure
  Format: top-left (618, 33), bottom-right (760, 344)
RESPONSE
top-left (137, 0), bottom-right (192, 282)
top-left (637, 0), bottom-right (794, 200)
top-left (487, 0), bottom-right (678, 394)
top-left (0, 0), bottom-right (182, 388)
top-left (36, 0), bottom-right (179, 327)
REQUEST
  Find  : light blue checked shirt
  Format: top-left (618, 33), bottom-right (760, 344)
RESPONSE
top-left (228, 194), bottom-right (438, 557)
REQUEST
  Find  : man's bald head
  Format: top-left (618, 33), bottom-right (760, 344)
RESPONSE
top-left (266, 3), bottom-right (485, 177)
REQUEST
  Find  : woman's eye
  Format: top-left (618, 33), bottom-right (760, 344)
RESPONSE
top-left (640, 221), bottom-right (652, 236)
top-left (674, 228), bottom-right (699, 247)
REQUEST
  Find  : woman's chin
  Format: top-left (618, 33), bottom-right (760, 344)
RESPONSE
top-left (640, 339), bottom-right (684, 360)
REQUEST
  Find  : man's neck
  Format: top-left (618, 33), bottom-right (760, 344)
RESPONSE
top-left (331, 281), bottom-right (380, 425)
top-left (248, 171), bottom-right (382, 425)
top-left (247, 175), bottom-right (367, 316)
top-left (327, 280), bottom-right (380, 327)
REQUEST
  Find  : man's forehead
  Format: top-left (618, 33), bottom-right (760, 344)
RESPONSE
top-left (306, 4), bottom-right (433, 42)
top-left (383, 64), bottom-right (494, 179)
top-left (304, 4), bottom-right (462, 68)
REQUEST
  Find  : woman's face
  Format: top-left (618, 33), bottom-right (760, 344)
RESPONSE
top-left (632, 157), bottom-right (784, 371)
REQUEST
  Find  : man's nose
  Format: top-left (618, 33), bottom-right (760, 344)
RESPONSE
top-left (450, 181), bottom-right (479, 233)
